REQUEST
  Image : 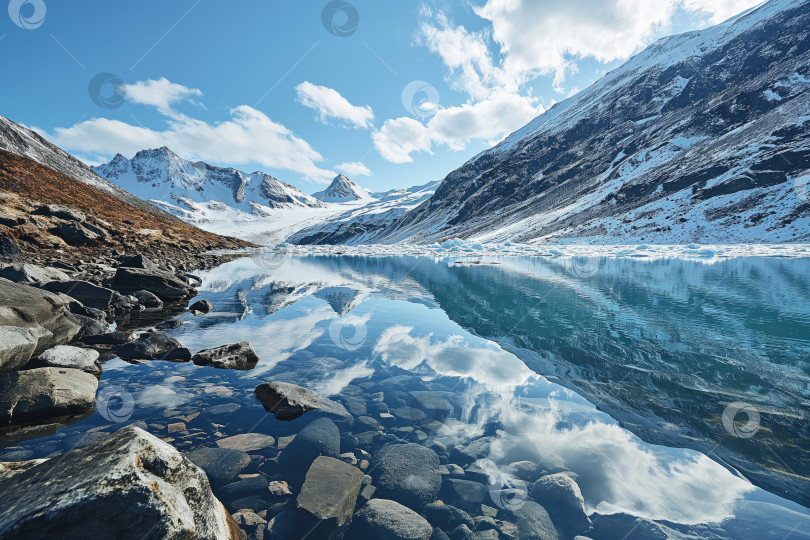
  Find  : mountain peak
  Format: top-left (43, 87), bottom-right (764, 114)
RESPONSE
top-left (313, 174), bottom-right (373, 203)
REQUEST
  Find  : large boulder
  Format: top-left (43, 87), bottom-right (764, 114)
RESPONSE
top-left (373, 443), bottom-right (442, 511)
top-left (119, 254), bottom-right (160, 271)
top-left (0, 367), bottom-right (97, 427)
top-left (43, 280), bottom-right (116, 311)
top-left (51, 222), bottom-right (99, 245)
top-left (185, 447), bottom-right (252, 488)
top-left (0, 236), bottom-right (20, 262)
top-left (294, 456), bottom-right (364, 539)
top-left (113, 332), bottom-right (191, 362)
top-left (254, 381), bottom-right (353, 423)
top-left (0, 263), bottom-right (70, 284)
top-left (33, 204), bottom-right (86, 222)
top-left (29, 345), bottom-right (102, 374)
top-left (189, 299), bottom-right (214, 315)
top-left (0, 279), bottom-right (81, 373)
top-left (0, 426), bottom-right (239, 538)
top-left (530, 473), bottom-right (592, 535)
top-left (192, 342), bottom-right (260, 370)
top-left (349, 499), bottom-right (433, 540)
top-left (513, 501), bottom-right (558, 540)
top-left (113, 266), bottom-right (194, 300)
top-left (279, 417), bottom-right (341, 483)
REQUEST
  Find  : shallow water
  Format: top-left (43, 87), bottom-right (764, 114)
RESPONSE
top-left (4, 254), bottom-right (810, 539)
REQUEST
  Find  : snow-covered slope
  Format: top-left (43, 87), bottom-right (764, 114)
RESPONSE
top-left (301, 0), bottom-right (810, 245)
top-left (312, 174), bottom-right (374, 203)
top-left (93, 147), bottom-right (325, 220)
top-left (290, 180), bottom-right (439, 244)
top-left (0, 114), bottom-right (174, 217)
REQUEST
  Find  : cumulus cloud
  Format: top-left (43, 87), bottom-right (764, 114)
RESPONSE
top-left (373, 93), bottom-right (539, 163)
top-left (121, 77), bottom-right (203, 116)
top-left (295, 81), bottom-right (374, 129)
top-left (45, 79), bottom-right (336, 183)
top-left (336, 161), bottom-right (372, 177)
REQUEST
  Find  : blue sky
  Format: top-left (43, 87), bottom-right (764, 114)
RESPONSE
top-left (1, 0), bottom-right (762, 194)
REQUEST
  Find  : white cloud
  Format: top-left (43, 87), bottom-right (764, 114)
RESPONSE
top-left (49, 103), bottom-right (336, 183)
top-left (122, 77), bottom-right (203, 116)
top-left (682, 0), bottom-right (763, 23)
top-left (336, 161), bottom-right (371, 177)
top-left (295, 81), bottom-right (374, 129)
top-left (373, 93), bottom-right (539, 163)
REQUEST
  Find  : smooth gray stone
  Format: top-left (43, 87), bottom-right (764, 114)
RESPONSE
top-left (294, 456), bottom-right (364, 539)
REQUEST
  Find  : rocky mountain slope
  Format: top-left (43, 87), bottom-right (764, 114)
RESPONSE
top-left (302, 0), bottom-right (810, 245)
top-left (290, 181), bottom-right (440, 245)
top-left (312, 174), bottom-right (373, 203)
top-left (0, 115), bottom-right (177, 219)
top-left (93, 147), bottom-right (325, 220)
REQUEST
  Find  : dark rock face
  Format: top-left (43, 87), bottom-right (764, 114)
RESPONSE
top-left (294, 456), bottom-right (364, 539)
top-left (254, 381), bottom-right (353, 423)
top-left (0, 426), bottom-right (239, 539)
top-left (113, 332), bottom-right (191, 362)
top-left (82, 331), bottom-right (136, 346)
top-left (132, 289), bottom-right (163, 310)
top-left (192, 341), bottom-right (259, 370)
top-left (531, 473), bottom-right (592, 535)
top-left (43, 280), bottom-right (115, 311)
top-left (373, 443), bottom-right (442, 511)
top-left (119, 253), bottom-right (160, 271)
top-left (113, 266), bottom-right (195, 300)
top-left (0, 278), bottom-right (81, 373)
top-left (0, 367), bottom-right (98, 426)
top-left (51, 222), bottom-right (99, 245)
top-left (349, 499), bottom-right (434, 540)
top-left (0, 235), bottom-right (20, 262)
top-left (185, 446), bottom-right (252, 488)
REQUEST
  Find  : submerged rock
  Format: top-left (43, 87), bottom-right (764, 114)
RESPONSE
top-left (531, 473), bottom-right (592, 535)
top-left (349, 499), bottom-right (433, 540)
top-left (30, 345), bottom-right (102, 374)
top-left (279, 417), bottom-right (341, 482)
top-left (0, 279), bottom-right (81, 373)
top-left (373, 443), bottom-right (442, 511)
top-left (254, 381), bottom-right (352, 423)
top-left (439, 479), bottom-right (488, 515)
top-left (186, 447), bottom-right (252, 488)
top-left (294, 456), bottom-right (364, 538)
top-left (114, 332), bottom-right (191, 362)
top-left (0, 426), bottom-right (239, 538)
top-left (189, 299), bottom-right (214, 315)
top-left (215, 433), bottom-right (275, 452)
top-left (0, 367), bottom-right (98, 427)
top-left (192, 342), bottom-right (260, 370)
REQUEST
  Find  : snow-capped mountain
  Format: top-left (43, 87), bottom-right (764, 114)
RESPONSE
top-left (93, 147), bottom-right (325, 219)
top-left (290, 180), bottom-right (440, 244)
top-left (299, 0), bottom-right (810, 245)
top-left (312, 174), bottom-right (374, 203)
top-left (0, 115), bottom-right (173, 217)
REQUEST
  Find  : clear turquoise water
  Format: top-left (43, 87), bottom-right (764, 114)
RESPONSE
top-left (4, 254), bottom-right (810, 539)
